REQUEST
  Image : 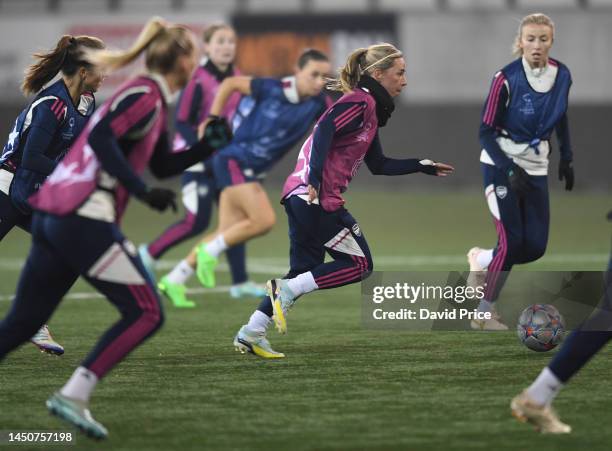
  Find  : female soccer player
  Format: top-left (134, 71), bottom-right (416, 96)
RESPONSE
top-left (0, 34), bottom-right (106, 355)
top-left (233, 43), bottom-right (454, 358)
top-left (139, 24), bottom-right (265, 305)
top-left (467, 13), bottom-right (574, 330)
top-left (158, 49), bottom-right (332, 305)
top-left (511, 210), bottom-right (612, 433)
top-left (0, 18), bottom-right (231, 440)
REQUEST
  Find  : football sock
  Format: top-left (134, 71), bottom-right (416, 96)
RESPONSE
top-left (476, 249), bottom-right (494, 269)
top-left (526, 367), bottom-right (563, 406)
top-left (247, 310), bottom-right (272, 333)
top-left (166, 260), bottom-right (194, 284)
top-left (205, 235), bottom-right (228, 259)
top-left (477, 299), bottom-right (493, 314)
top-left (60, 366), bottom-right (98, 403)
top-left (256, 295), bottom-right (274, 317)
top-left (286, 272), bottom-right (317, 297)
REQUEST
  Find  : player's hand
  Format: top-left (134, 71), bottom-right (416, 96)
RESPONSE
top-left (307, 184), bottom-right (318, 204)
top-left (419, 159), bottom-right (454, 177)
top-left (201, 116), bottom-right (233, 149)
top-left (197, 118), bottom-right (211, 139)
top-left (558, 159), bottom-right (574, 191)
top-left (139, 187), bottom-right (177, 213)
top-left (507, 164), bottom-right (532, 197)
top-left (607, 210), bottom-right (612, 222)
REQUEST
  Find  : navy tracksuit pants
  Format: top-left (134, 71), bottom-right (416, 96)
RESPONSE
top-left (548, 255), bottom-right (612, 383)
top-left (0, 190), bottom-right (31, 240)
top-left (482, 163), bottom-right (549, 302)
top-left (257, 195), bottom-right (373, 316)
top-left (0, 212), bottom-right (163, 379)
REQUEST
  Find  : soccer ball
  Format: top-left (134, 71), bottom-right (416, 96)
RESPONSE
top-left (517, 304), bottom-right (565, 352)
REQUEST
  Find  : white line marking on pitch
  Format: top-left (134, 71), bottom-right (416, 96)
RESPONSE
top-left (0, 253), bottom-right (606, 271)
top-left (0, 253), bottom-right (608, 302)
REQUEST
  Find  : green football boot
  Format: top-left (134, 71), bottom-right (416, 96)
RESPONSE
top-left (195, 244), bottom-right (218, 288)
top-left (158, 276), bottom-right (196, 308)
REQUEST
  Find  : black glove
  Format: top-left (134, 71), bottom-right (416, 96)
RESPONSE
top-left (558, 159), bottom-right (574, 191)
top-left (607, 210), bottom-right (612, 222)
top-left (507, 164), bottom-right (531, 197)
top-left (418, 159), bottom-right (437, 175)
top-left (139, 187), bottom-right (177, 213)
top-left (204, 116), bottom-right (233, 149)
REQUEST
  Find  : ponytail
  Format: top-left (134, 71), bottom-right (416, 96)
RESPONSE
top-left (85, 17), bottom-right (195, 75)
top-left (327, 47), bottom-right (367, 93)
top-left (21, 34), bottom-right (105, 96)
top-left (85, 17), bottom-right (166, 71)
top-left (327, 43), bottom-right (402, 93)
top-left (22, 35), bottom-right (73, 96)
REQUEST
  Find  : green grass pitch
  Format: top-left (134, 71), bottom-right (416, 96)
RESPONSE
top-left (0, 189), bottom-right (610, 450)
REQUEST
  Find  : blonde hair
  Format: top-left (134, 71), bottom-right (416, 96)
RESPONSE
top-left (86, 17), bottom-right (195, 75)
top-left (328, 43), bottom-right (402, 93)
top-left (512, 13), bottom-right (555, 57)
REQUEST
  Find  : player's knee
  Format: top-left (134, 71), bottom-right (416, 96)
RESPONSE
top-left (140, 302), bottom-right (164, 332)
top-left (254, 213), bottom-right (276, 235)
top-left (365, 255), bottom-right (374, 273)
top-left (505, 240), bottom-right (524, 263)
top-left (356, 255), bottom-right (373, 280)
top-left (152, 305), bottom-right (165, 330)
top-left (523, 241), bottom-right (547, 263)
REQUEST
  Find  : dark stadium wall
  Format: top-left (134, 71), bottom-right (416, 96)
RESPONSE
top-left (0, 103), bottom-right (609, 191)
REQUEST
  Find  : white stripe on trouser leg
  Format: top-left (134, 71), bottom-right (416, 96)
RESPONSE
top-left (87, 243), bottom-right (146, 285)
top-left (181, 180), bottom-right (200, 215)
top-left (324, 228), bottom-right (365, 257)
top-left (485, 184), bottom-right (500, 221)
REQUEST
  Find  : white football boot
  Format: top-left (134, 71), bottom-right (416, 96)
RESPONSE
top-left (471, 317), bottom-right (509, 331)
top-left (268, 279), bottom-right (297, 334)
top-left (466, 247), bottom-right (487, 289)
top-left (511, 391), bottom-right (571, 434)
top-left (30, 325), bottom-right (64, 355)
top-left (233, 325), bottom-right (285, 359)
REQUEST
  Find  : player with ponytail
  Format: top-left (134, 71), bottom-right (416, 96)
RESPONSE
top-left (139, 24), bottom-right (267, 305)
top-left (0, 17), bottom-right (232, 440)
top-left (233, 43), bottom-right (453, 358)
top-left (0, 33), bottom-right (105, 355)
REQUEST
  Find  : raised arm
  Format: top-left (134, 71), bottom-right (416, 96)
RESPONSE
top-left (208, 76), bottom-right (252, 117)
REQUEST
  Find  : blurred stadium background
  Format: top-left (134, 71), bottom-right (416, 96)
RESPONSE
top-left (0, 2), bottom-right (610, 450)
top-left (0, 0), bottom-right (611, 191)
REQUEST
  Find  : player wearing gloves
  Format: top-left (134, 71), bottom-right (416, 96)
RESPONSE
top-left (467, 13), bottom-right (575, 330)
top-left (0, 18), bottom-right (231, 440)
top-left (233, 43), bottom-right (453, 358)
